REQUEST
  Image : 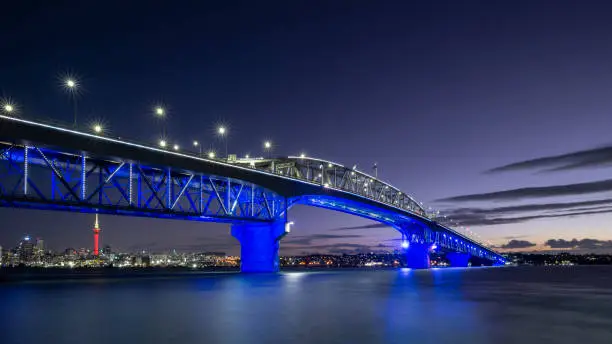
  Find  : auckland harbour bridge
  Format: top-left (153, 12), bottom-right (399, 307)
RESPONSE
top-left (0, 114), bottom-right (506, 272)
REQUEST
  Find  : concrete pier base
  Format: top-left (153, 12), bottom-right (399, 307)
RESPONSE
top-left (405, 243), bottom-right (430, 269)
top-left (231, 221), bottom-right (287, 273)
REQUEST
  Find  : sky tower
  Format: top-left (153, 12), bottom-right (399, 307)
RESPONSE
top-left (93, 214), bottom-right (101, 256)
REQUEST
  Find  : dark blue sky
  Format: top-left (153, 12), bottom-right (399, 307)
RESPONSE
top-left (2, 1), bottom-right (612, 254)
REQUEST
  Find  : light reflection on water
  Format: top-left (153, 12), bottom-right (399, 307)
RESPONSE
top-left (1, 266), bottom-right (612, 344)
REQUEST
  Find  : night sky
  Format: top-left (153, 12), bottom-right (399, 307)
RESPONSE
top-left (2, 1), bottom-right (612, 255)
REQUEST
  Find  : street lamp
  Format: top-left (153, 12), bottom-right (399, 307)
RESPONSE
top-left (193, 140), bottom-right (202, 156)
top-left (173, 144), bottom-right (179, 151)
top-left (64, 77), bottom-right (79, 128)
top-left (217, 126), bottom-right (228, 159)
top-left (154, 106), bottom-right (166, 137)
top-left (92, 123), bottom-right (103, 134)
top-left (155, 106), bottom-right (165, 117)
top-left (264, 140), bottom-right (272, 158)
top-left (1, 99), bottom-right (15, 115)
top-left (207, 151), bottom-right (216, 159)
top-left (159, 139), bottom-right (167, 148)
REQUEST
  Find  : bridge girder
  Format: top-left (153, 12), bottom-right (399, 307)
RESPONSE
top-left (0, 143), bottom-right (286, 223)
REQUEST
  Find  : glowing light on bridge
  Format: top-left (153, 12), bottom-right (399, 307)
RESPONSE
top-left (173, 144), bottom-right (179, 151)
top-left (2, 102), bottom-right (15, 114)
top-left (208, 151), bottom-right (216, 159)
top-left (92, 123), bottom-right (103, 134)
top-left (159, 139), bottom-right (167, 148)
top-left (154, 106), bottom-right (165, 117)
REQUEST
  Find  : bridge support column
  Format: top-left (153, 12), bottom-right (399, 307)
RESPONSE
top-left (231, 221), bottom-right (288, 273)
top-left (447, 252), bottom-right (471, 267)
top-left (405, 243), bottom-right (430, 269)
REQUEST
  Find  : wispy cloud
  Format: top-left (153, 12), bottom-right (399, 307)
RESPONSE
top-left (545, 238), bottom-right (612, 250)
top-left (486, 145), bottom-right (612, 174)
top-left (441, 207), bottom-right (612, 226)
top-left (283, 234), bottom-right (363, 245)
top-left (284, 242), bottom-right (390, 255)
top-left (499, 240), bottom-right (536, 249)
top-left (329, 223), bottom-right (389, 231)
top-left (437, 179), bottom-right (612, 203)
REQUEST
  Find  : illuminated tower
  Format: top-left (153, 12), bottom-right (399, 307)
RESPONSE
top-left (93, 214), bottom-right (101, 256)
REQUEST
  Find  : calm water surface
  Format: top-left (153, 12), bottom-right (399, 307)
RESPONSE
top-left (1, 266), bottom-right (612, 344)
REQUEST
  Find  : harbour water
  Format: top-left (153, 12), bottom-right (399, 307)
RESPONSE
top-left (1, 266), bottom-right (612, 344)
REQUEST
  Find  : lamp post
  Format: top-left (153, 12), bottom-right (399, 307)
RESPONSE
top-left (264, 140), bottom-right (272, 159)
top-left (154, 106), bottom-right (166, 137)
top-left (193, 141), bottom-right (202, 157)
top-left (64, 78), bottom-right (78, 128)
top-left (217, 126), bottom-right (227, 159)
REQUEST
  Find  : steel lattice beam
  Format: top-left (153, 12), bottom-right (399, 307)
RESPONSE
top-left (0, 143), bottom-right (286, 223)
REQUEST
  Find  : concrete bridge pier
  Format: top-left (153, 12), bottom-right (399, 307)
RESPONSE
top-left (231, 221), bottom-right (289, 273)
top-left (446, 252), bottom-right (471, 267)
top-left (405, 243), bottom-right (431, 269)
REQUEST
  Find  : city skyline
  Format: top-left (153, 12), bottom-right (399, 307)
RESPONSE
top-left (2, 1), bottom-right (612, 254)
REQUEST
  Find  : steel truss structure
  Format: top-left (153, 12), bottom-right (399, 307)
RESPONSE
top-left (0, 142), bottom-right (286, 222)
top-left (238, 156), bottom-right (427, 216)
top-left (303, 196), bottom-right (501, 262)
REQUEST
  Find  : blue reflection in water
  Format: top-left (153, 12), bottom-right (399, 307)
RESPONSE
top-left (1, 267), bottom-right (612, 344)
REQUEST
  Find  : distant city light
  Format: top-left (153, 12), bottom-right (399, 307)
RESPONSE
top-left (401, 241), bottom-right (409, 249)
top-left (264, 141), bottom-right (271, 149)
top-left (3, 104), bottom-right (14, 113)
top-left (218, 126), bottom-right (226, 135)
top-left (173, 144), bottom-right (179, 151)
top-left (155, 106), bottom-right (165, 116)
top-left (208, 151), bottom-right (216, 159)
top-left (93, 124), bottom-right (103, 134)
top-left (159, 140), bottom-right (167, 148)
top-left (300, 153), bottom-right (306, 158)
top-left (193, 141), bottom-right (198, 146)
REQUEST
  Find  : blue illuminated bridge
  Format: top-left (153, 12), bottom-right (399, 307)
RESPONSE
top-left (0, 114), bottom-right (505, 272)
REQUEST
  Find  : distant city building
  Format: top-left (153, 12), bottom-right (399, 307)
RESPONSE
top-left (18, 236), bottom-right (34, 264)
top-left (102, 245), bottom-right (111, 255)
top-left (35, 238), bottom-right (44, 251)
